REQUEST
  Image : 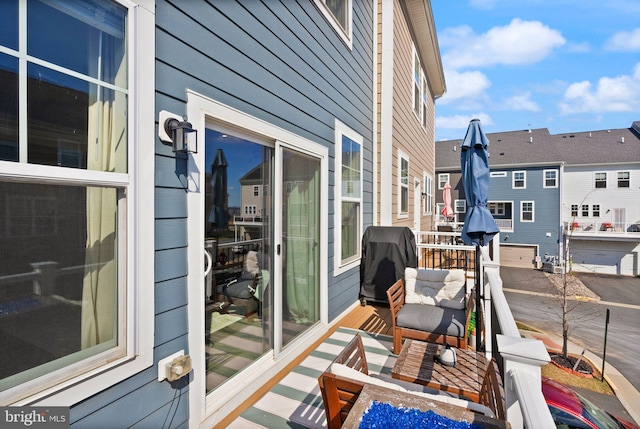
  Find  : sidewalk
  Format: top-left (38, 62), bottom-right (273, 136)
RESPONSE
top-left (519, 327), bottom-right (640, 425)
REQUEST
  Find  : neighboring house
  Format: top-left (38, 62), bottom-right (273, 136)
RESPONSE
top-left (0, 2), bottom-right (375, 428)
top-left (376, 0), bottom-right (446, 233)
top-left (435, 122), bottom-right (640, 275)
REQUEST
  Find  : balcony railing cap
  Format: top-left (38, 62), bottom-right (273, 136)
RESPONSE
top-left (497, 334), bottom-right (550, 367)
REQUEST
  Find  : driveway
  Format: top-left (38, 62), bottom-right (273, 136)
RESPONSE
top-left (500, 267), bottom-right (640, 391)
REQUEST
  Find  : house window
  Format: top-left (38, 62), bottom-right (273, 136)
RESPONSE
top-left (488, 202), bottom-right (505, 216)
top-left (438, 173), bottom-right (449, 190)
top-left (253, 185), bottom-right (260, 196)
top-left (0, 0), bottom-right (154, 405)
top-left (455, 199), bottom-right (466, 213)
top-left (618, 171), bottom-right (630, 188)
top-left (543, 169), bottom-right (558, 188)
top-left (521, 201), bottom-right (534, 222)
top-left (490, 171), bottom-right (507, 178)
top-left (423, 174), bottom-right (433, 214)
top-left (315, 0), bottom-right (352, 45)
top-left (582, 204), bottom-right (589, 217)
top-left (592, 205), bottom-right (600, 217)
top-left (513, 171), bottom-right (526, 188)
top-left (421, 74), bottom-right (428, 128)
top-left (595, 172), bottom-right (607, 188)
top-left (335, 120), bottom-right (362, 272)
top-left (571, 204), bottom-right (578, 217)
top-left (413, 47), bottom-right (421, 118)
top-left (399, 153), bottom-right (409, 216)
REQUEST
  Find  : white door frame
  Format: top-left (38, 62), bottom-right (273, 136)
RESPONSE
top-left (185, 91), bottom-right (329, 428)
top-left (414, 178), bottom-right (422, 232)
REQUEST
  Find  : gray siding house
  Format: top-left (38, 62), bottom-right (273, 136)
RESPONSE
top-left (0, 0), bottom-right (375, 427)
top-left (436, 123), bottom-right (640, 274)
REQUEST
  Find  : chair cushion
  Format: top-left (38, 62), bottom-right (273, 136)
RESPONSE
top-left (405, 268), bottom-right (466, 309)
top-left (396, 304), bottom-right (466, 338)
top-left (217, 273), bottom-right (255, 299)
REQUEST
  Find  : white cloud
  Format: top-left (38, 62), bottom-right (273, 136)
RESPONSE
top-left (503, 92), bottom-right (540, 112)
top-left (436, 113), bottom-right (494, 130)
top-left (438, 69), bottom-right (491, 105)
top-left (440, 19), bottom-right (566, 69)
top-left (559, 63), bottom-right (640, 114)
top-left (604, 28), bottom-right (640, 51)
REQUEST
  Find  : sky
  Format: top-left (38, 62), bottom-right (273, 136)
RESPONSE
top-left (431, 0), bottom-right (640, 141)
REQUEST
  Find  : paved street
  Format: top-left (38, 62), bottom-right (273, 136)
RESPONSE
top-left (501, 267), bottom-right (640, 391)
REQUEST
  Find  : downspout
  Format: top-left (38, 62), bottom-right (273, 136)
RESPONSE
top-left (380, 0), bottom-right (394, 225)
top-left (372, 0), bottom-right (378, 226)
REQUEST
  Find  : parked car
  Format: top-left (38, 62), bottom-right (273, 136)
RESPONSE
top-left (542, 377), bottom-right (639, 429)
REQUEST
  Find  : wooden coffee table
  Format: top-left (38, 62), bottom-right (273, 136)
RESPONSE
top-left (391, 339), bottom-right (487, 402)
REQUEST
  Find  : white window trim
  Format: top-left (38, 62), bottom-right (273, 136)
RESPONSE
top-left (2, 0), bottom-right (155, 406)
top-left (543, 169), bottom-right (558, 188)
top-left (521, 201), bottom-right (535, 222)
top-left (594, 171), bottom-right (607, 189)
top-left (423, 172), bottom-right (433, 215)
top-left (454, 199), bottom-right (466, 213)
top-left (438, 173), bottom-right (449, 190)
top-left (314, 0), bottom-right (353, 48)
top-left (398, 150), bottom-right (409, 218)
top-left (513, 170), bottom-right (526, 189)
top-left (412, 44), bottom-right (421, 121)
top-left (334, 119), bottom-right (363, 276)
top-left (617, 171), bottom-right (630, 188)
top-left (421, 73), bottom-right (428, 129)
top-left (490, 171), bottom-right (507, 178)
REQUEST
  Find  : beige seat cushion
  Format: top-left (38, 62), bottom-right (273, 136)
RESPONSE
top-left (404, 267), bottom-right (466, 309)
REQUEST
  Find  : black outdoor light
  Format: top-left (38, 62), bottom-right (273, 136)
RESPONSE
top-left (163, 116), bottom-right (197, 154)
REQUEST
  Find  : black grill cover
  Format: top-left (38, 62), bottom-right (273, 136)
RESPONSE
top-left (359, 226), bottom-right (417, 304)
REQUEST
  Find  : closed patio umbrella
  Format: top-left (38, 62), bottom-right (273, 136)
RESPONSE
top-left (460, 119), bottom-right (499, 351)
top-left (441, 182), bottom-right (454, 220)
top-left (208, 148), bottom-right (229, 234)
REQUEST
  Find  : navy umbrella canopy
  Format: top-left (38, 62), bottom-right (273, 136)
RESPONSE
top-left (460, 119), bottom-right (500, 246)
top-left (208, 148), bottom-right (229, 232)
top-left (460, 119), bottom-right (499, 351)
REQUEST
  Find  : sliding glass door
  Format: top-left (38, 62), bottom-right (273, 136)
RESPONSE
top-left (202, 132), bottom-right (322, 392)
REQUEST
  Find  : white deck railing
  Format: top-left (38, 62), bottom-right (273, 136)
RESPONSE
top-left (417, 230), bottom-right (555, 428)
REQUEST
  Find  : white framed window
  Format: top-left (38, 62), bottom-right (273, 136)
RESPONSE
top-left (253, 185), bottom-right (260, 196)
top-left (423, 173), bottom-right (433, 215)
top-left (543, 169), bottom-right (558, 188)
top-left (571, 204), bottom-right (578, 217)
top-left (595, 172), bottom-right (607, 189)
top-left (438, 173), bottom-right (449, 190)
top-left (490, 171), bottom-right (507, 178)
top-left (488, 202), bottom-right (505, 216)
top-left (0, 0), bottom-right (155, 405)
top-left (412, 46), bottom-right (421, 119)
top-left (398, 151), bottom-right (409, 217)
top-left (454, 199), bottom-right (466, 213)
top-left (592, 204), bottom-right (600, 217)
top-left (521, 201), bottom-right (534, 222)
top-left (421, 74), bottom-right (428, 129)
top-left (314, 0), bottom-right (352, 47)
top-left (513, 171), bottom-right (526, 189)
top-left (581, 204), bottom-right (589, 217)
top-left (334, 120), bottom-right (363, 274)
top-left (618, 171), bottom-right (630, 188)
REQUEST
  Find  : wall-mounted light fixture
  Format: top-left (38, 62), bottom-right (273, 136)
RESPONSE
top-left (158, 110), bottom-right (198, 153)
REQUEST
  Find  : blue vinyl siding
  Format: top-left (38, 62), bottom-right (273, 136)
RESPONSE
top-left (69, 1), bottom-right (373, 427)
top-left (488, 166), bottom-right (561, 258)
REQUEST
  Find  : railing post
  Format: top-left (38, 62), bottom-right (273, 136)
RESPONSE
top-left (497, 334), bottom-right (554, 429)
top-left (30, 261), bottom-right (59, 297)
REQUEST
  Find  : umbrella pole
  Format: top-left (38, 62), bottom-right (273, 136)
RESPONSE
top-left (475, 244), bottom-right (481, 351)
